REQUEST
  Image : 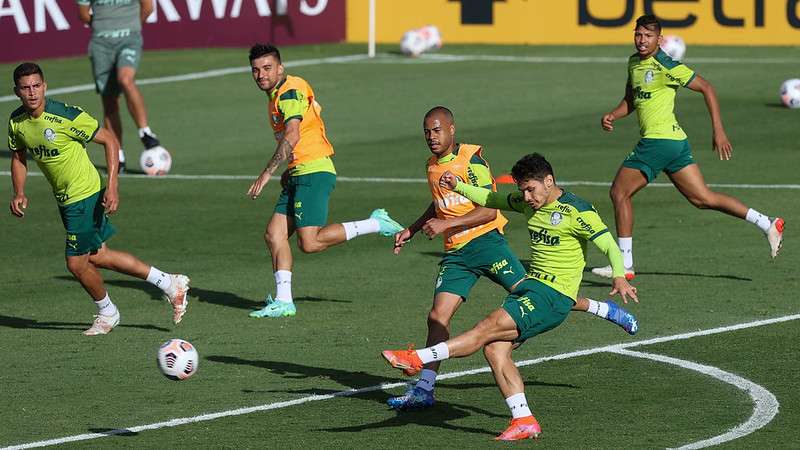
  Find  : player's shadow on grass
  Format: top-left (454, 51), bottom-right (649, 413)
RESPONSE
top-left (0, 314), bottom-right (169, 332)
top-left (580, 268), bottom-right (751, 282)
top-left (86, 428), bottom-right (138, 437)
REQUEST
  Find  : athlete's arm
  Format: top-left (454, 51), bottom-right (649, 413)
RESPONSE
top-left (77, 4), bottom-right (91, 25)
top-left (439, 173), bottom-right (517, 212)
top-left (593, 232), bottom-right (638, 303)
top-left (422, 205), bottom-right (497, 239)
top-left (139, 0), bottom-right (153, 23)
top-left (9, 149), bottom-right (28, 217)
top-left (393, 203), bottom-right (435, 254)
top-left (247, 118), bottom-right (300, 199)
top-left (687, 75), bottom-right (732, 161)
top-left (601, 82), bottom-right (634, 132)
top-left (93, 128), bottom-right (120, 214)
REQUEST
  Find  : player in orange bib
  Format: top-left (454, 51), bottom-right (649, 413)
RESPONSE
top-left (245, 44), bottom-right (404, 318)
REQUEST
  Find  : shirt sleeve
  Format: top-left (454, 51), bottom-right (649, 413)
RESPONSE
top-left (277, 89), bottom-right (309, 123)
top-left (466, 153), bottom-right (493, 189)
top-left (666, 63), bottom-right (696, 87)
top-left (572, 208), bottom-right (610, 241)
top-left (64, 110), bottom-right (100, 144)
top-left (592, 232), bottom-right (626, 278)
top-left (7, 119), bottom-right (20, 151)
top-left (454, 181), bottom-right (524, 213)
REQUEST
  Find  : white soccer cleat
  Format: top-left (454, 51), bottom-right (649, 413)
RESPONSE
top-left (83, 310), bottom-right (120, 336)
top-left (591, 265), bottom-right (635, 280)
top-left (766, 217), bottom-right (785, 259)
top-left (164, 274), bottom-right (190, 324)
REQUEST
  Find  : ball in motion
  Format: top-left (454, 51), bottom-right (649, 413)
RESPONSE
top-left (157, 339), bottom-right (198, 380)
top-left (660, 35), bottom-right (686, 61)
top-left (139, 146), bottom-right (172, 176)
top-left (780, 78), bottom-right (800, 109)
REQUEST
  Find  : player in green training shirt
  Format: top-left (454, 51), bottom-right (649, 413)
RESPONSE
top-left (7, 63), bottom-right (189, 335)
top-left (382, 153), bottom-right (638, 441)
top-left (592, 14), bottom-right (784, 280)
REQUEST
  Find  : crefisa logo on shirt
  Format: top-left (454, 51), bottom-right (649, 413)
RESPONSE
top-left (644, 70), bottom-right (654, 84)
top-left (43, 128), bottom-right (56, 142)
top-left (550, 211), bottom-right (563, 225)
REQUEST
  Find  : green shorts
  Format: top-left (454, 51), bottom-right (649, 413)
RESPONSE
top-left (622, 138), bottom-right (694, 183)
top-left (58, 190), bottom-right (116, 257)
top-left (274, 171), bottom-right (336, 228)
top-left (89, 33), bottom-right (143, 97)
top-left (434, 230), bottom-right (526, 300)
top-left (502, 279), bottom-right (574, 343)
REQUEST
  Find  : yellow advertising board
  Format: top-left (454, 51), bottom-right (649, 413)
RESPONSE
top-left (347, 0), bottom-right (800, 45)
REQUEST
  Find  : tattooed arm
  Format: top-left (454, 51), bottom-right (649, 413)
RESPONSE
top-left (247, 118), bottom-right (301, 199)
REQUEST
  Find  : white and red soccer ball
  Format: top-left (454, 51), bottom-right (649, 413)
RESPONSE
top-left (660, 35), bottom-right (686, 61)
top-left (400, 25), bottom-right (442, 57)
top-left (780, 79), bottom-right (800, 109)
top-left (157, 339), bottom-right (198, 380)
top-left (139, 146), bottom-right (172, 176)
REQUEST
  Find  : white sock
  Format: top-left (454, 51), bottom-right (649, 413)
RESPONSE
top-left (342, 218), bottom-right (380, 240)
top-left (745, 208), bottom-right (771, 233)
top-left (146, 267), bottom-right (172, 291)
top-left (585, 298), bottom-right (610, 319)
top-left (416, 369), bottom-right (437, 391)
top-left (118, 148), bottom-right (126, 163)
top-left (275, 270), bottom-right (293, 303)
top-left (618, 237), bottom-right (633, 269)
top-left (417, 343), bottom-right (449, 364)
top-left (138, 126), bottom-right (154, 138)
top-left (94, 293), bottom-right (118, 317)
top-left (505, 392), bottom-right (533, 419)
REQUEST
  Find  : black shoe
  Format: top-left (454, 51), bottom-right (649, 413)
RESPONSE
top-left (117, 160), bottom-right (126, 174)
top-left (141, 132), bottom-right (160, 149)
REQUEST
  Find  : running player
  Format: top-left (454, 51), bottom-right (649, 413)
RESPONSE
top-left (77, 0), bottom-right (162, 172)
top-left (383, 152), bottom-right (638, 440)
top-left (7, 63), bottom-right (189, 335)
top-left (592, 14), bottom-right (784, 279)
top-left (245, 44), bottom-right (404, 318)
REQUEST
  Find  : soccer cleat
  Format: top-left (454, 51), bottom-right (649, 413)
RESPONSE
top-left (163, 274), bottom-right (190, 324)
top-left (495, 416), bottom-right (542, 441)
top-left (370, 208), bottom-right (405, 237)
top-left (766, 217), bottom-right (784, 259)
top-left (83, 310), bottom-right (120, 336)
top-left (604, 300), bottom-right (638, 335)
top-left (381, 348), bottom-right (424, 376)
top-left (591, 265), bottom-right (635, 280)
top-left (249, 296), bottom-right (297, 318)
top-left (387, 385), bottom-right (435, 410)
top-left (117, 160), bottom-right (126, 174)
top-left (140, 131), bottom-right (161, 150)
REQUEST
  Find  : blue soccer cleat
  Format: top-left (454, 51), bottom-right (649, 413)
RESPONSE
top-left (370, 208), bottom-right (405, 237)
top-left (387, 385), bottom-right (435, 410)
top-left (249, 294), bottom-right (297, 318)
top-left (605, 300), bottom-right (638, 335)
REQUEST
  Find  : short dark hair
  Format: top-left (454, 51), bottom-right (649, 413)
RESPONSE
top-left (635, 14), bottom-right (661, 34)
top-left (511, 153), bottom-right (554, 182)
top-left (249, 43), bottom-right (281, 63)
top-left (424, 105), bottom-right (454, 123)
top-left (13, 62), bottom-right (44, 86)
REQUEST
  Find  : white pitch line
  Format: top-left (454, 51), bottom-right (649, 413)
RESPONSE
top-left (1, 171), bottom-right (798, 189)
top-left (3, 313), bottom-right (797, 450)
top-left (610, 349), bottom-right (780, 450)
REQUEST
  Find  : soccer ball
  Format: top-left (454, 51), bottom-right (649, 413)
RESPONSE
top-left (400, 25), bottom-right (442, 57)
top-left (139, 146), bottom-right (172, 176)
top-left (661, 35), bottom-right (686, 61)
top-left (780, 78), bottom-right (800, 109)
top-left (157, 339), bottom-right (198, 380)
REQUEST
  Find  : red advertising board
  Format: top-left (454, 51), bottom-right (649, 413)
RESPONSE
top-left (0, 0), bottom-right (344, 63)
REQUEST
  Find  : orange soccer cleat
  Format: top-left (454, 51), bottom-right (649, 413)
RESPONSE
top-left (381, 347), bottom-right (424, 376)
top-left (495, 416), bottom-right (542, 441)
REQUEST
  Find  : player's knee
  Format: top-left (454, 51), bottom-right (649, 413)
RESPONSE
top-left (65, 257), bottom-right (88, 277)
top-left (482, 342), bottom-right (501, 362)
top-left (687, 192), bottom-right (713, 209)
top-left (297, 238), bottom-right (325, 254)
top-left (609, 184), bottom-right (629, 204)
top-left (263, 229), bottom-right (285, 248)
top-left (427, 308), bottom-right (451, 329)
top-left (116, 75), bottom-right (135, 90)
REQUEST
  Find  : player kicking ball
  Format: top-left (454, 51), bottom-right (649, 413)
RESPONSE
top-left (382, 153), bottom-right (638, 441)
top-left (592, 14), bottom-right (784, 279)
top-left (8, 63), bottom-right (189, 335)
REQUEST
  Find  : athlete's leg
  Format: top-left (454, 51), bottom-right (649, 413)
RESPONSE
top-left (264, 212), bottom-right (295, 271)
top-left (424, 292), bottom-right (464, 372)
top-left (101, 94), bottom-right (123, 143)
top-left (295, 224), bottom-right (346, 254)
top-left (609, 166), bottom-right (649, 238)
top-left (66, 254), bottom-right (107, 300)
top-left (483, 341), bottom-right (524, 398)
top-left (116, 66), bottom-right (149, 129)
top-left (667, 164), bottom-right (748, 218)
top-left (88, 244), bottom-right (149, 278)
top-left (446, 308), bottom-right (520, 357)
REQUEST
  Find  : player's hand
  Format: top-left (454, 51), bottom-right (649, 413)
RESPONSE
top-left (601, 113), bottom-right (615, 131)
top-left (610, 277), bottom-right (638, 304)
top-left (247, 170), bottom-right (271, 199)
top-left (393, 228), bottom-right (413, 255)
top-left (712, 131), bottom-right (732, 161)
top-left (10, 194), bottom-right (28, 217)
top-left (280, 169), bottom-right (290, 189)
top-left (102, 188), bottom-right (119, 215)
top-left (422, 218), bottom-right (448, 238)
top-left (438, 171), bottom-right (457, 190)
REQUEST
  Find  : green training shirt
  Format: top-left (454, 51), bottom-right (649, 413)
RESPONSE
top-left (78, 0), bottom-right (141, 38)
top-left (8, 99), bottom-right (102, 205)
top-left (628, 49), bottom-right (696, 140)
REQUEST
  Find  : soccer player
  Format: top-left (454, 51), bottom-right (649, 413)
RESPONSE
top-left (388, 107), bottom-right (637, 411)
top-left (245, 44), bottom-right (404, 318)
top-left (591, 14), bottom-right (784, 279)
top-left (383, 153), bottom-right (638, 441)
top-left (7, 63), bottom-right (189, 335)
top-left (77, 0), bottom-right (162, 172)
